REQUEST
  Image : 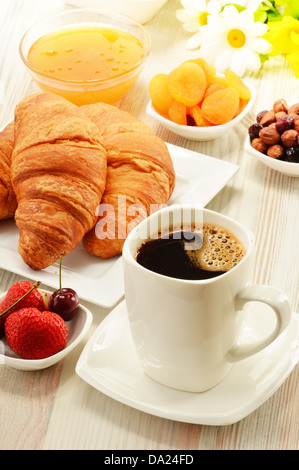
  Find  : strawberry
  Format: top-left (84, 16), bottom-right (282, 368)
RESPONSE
top-left (5, 308), bottom-right (68, 360)
top-left (0, 280), bottom-right (48, 336)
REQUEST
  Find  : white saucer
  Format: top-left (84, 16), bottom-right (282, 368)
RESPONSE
top-left (76, 300), bottom-right (299, 426)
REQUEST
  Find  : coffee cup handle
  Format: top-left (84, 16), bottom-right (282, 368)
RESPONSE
top-left (226, 285), bottom-right (292, 362)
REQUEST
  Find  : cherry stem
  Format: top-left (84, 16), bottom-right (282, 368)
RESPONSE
top-left (59, 252), bottom-right (65, 293)
top-left (0, 281), bottom-right (41, 318)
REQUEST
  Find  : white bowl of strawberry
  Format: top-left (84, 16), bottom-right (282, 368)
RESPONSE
top-left (0, 279), bottom-right (93, 371)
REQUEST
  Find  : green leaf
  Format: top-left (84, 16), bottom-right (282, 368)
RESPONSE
top-left (259, 54), bottom-right (269, 63)
top-left (285, 1), bottom-right (299, 18)
top-left (254, 10), bottom-right (268, 22)
top-left (267, 11), bottom-right (283, 22)
top-left (254, 1), bottom-right (282, 23)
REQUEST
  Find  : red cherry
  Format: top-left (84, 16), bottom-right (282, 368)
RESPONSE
top-left (49, 253), bottom-right (79, 321)
top-left (49, 288), bottom-right (79, 321)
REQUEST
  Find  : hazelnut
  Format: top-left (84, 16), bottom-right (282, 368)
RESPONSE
top-left (260, 110), bottom-right (275, 126)
top-left (281, 129), bottom-right (298, 147)
top-left (259, 126), bottom-right (281, 145)
top-left (275, 111), bottom-right (287, 121)
top-left (251, 138), bottom-right (268, 154)
top-left (256, 110), bottom-right (268, 123)
top-left (267, 145), bottom-right (284, 159)
top-left (289, 113), bottom-right (299, 132)
top-left (273, 99), bottom-right (289, 114)
top-left (288, 103), bottom-right (299, 115)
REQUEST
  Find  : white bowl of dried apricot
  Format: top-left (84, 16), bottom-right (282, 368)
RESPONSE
top-left (245, 98), bottom-right (299, 177)
top-left (146, 58), bottom-right (256, 141)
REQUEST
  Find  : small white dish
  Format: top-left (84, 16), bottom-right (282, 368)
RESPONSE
top-left (146, 79), bottom-right (256, 141)
top-left (64, 0), bottom-right (168, 24)
top-left (0, 289), bottom-right (93, 371)
top-left (76, 300), bottom-right (299, 426)
top-left (244, 136), bottom-right (299, 177)
top-left (0, 142), bottom-right (238, 307)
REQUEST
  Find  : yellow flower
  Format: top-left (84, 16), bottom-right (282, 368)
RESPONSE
top-left (265, 16), bottom-right (299, 56)
top-left (286, 52), bottom-right (299, 78)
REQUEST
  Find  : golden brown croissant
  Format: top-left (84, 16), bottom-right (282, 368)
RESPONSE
top-left (0, 121), bottom-right (17, 219)
top-left (81, 103), bottom-right (175, 258)
top-left (11, 92), bottom-right (107, 270)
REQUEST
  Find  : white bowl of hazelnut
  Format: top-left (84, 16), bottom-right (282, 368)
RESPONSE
top-left (245, 99), bottom-right (299, 177)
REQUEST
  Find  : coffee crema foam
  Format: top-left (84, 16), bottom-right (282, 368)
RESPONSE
top-left (187, 223), bottom-right (246, 272)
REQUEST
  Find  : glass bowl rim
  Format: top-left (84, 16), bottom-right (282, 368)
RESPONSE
top-left (19, 8), bottom-right (152, 86)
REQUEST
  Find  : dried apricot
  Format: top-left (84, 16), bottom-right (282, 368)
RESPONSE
top-left (202, 87), bottom-right (240, 125)
top-left (186, 58), bottom-right (216, 86)
top-left (167, 62), bottom-right (206, 107)
top-left (204, 82), bottom-right (227, 99)
top-left (148, 73), bottom-right (174, 115)
top-left (187, 105), bottom-right (212, 127)
top-left (224, 70), bottom-right (251, 100)
top-left (149, 59), bottom-right (251, 128)
top-left (168, 100), bottom-right (187, 125)
top-left (209, 76), bottom-right (228, 87)
top-left (238, 98), bottom-right (249, 114)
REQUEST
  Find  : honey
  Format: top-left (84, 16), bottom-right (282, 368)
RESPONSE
top-left (27, 25), bottom-right (146, 105)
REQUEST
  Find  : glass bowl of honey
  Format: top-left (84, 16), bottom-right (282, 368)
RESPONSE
top-left (19, 9), bottom-right (151, 105)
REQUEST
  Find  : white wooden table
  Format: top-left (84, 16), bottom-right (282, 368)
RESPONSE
top-left (0, 0), bottom-right (298, 450)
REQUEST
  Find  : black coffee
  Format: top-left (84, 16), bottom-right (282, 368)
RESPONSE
top-left (136, 223), bottom-right (246, 281)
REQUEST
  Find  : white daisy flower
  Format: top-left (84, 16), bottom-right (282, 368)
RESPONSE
top-left (199, 5), bottom-right (272, 76)
top-left (176, 0), bottom-right (266, 50)
top-left (176, 0), bottom-right (223, 49)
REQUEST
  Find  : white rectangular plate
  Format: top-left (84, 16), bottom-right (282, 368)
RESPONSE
top-left (0, 143), bottom-right (238, 307)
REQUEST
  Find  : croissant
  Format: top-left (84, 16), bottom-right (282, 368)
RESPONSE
top-left (0, 121), bottom-right (17, 219)
top-left (11, 92), bottom-right (107, 270)
top-left (81, 103), bottom-right (175, 258)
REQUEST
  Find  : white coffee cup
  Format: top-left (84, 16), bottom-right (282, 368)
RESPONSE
top-left (122, 205), bottom-right (292, 392)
